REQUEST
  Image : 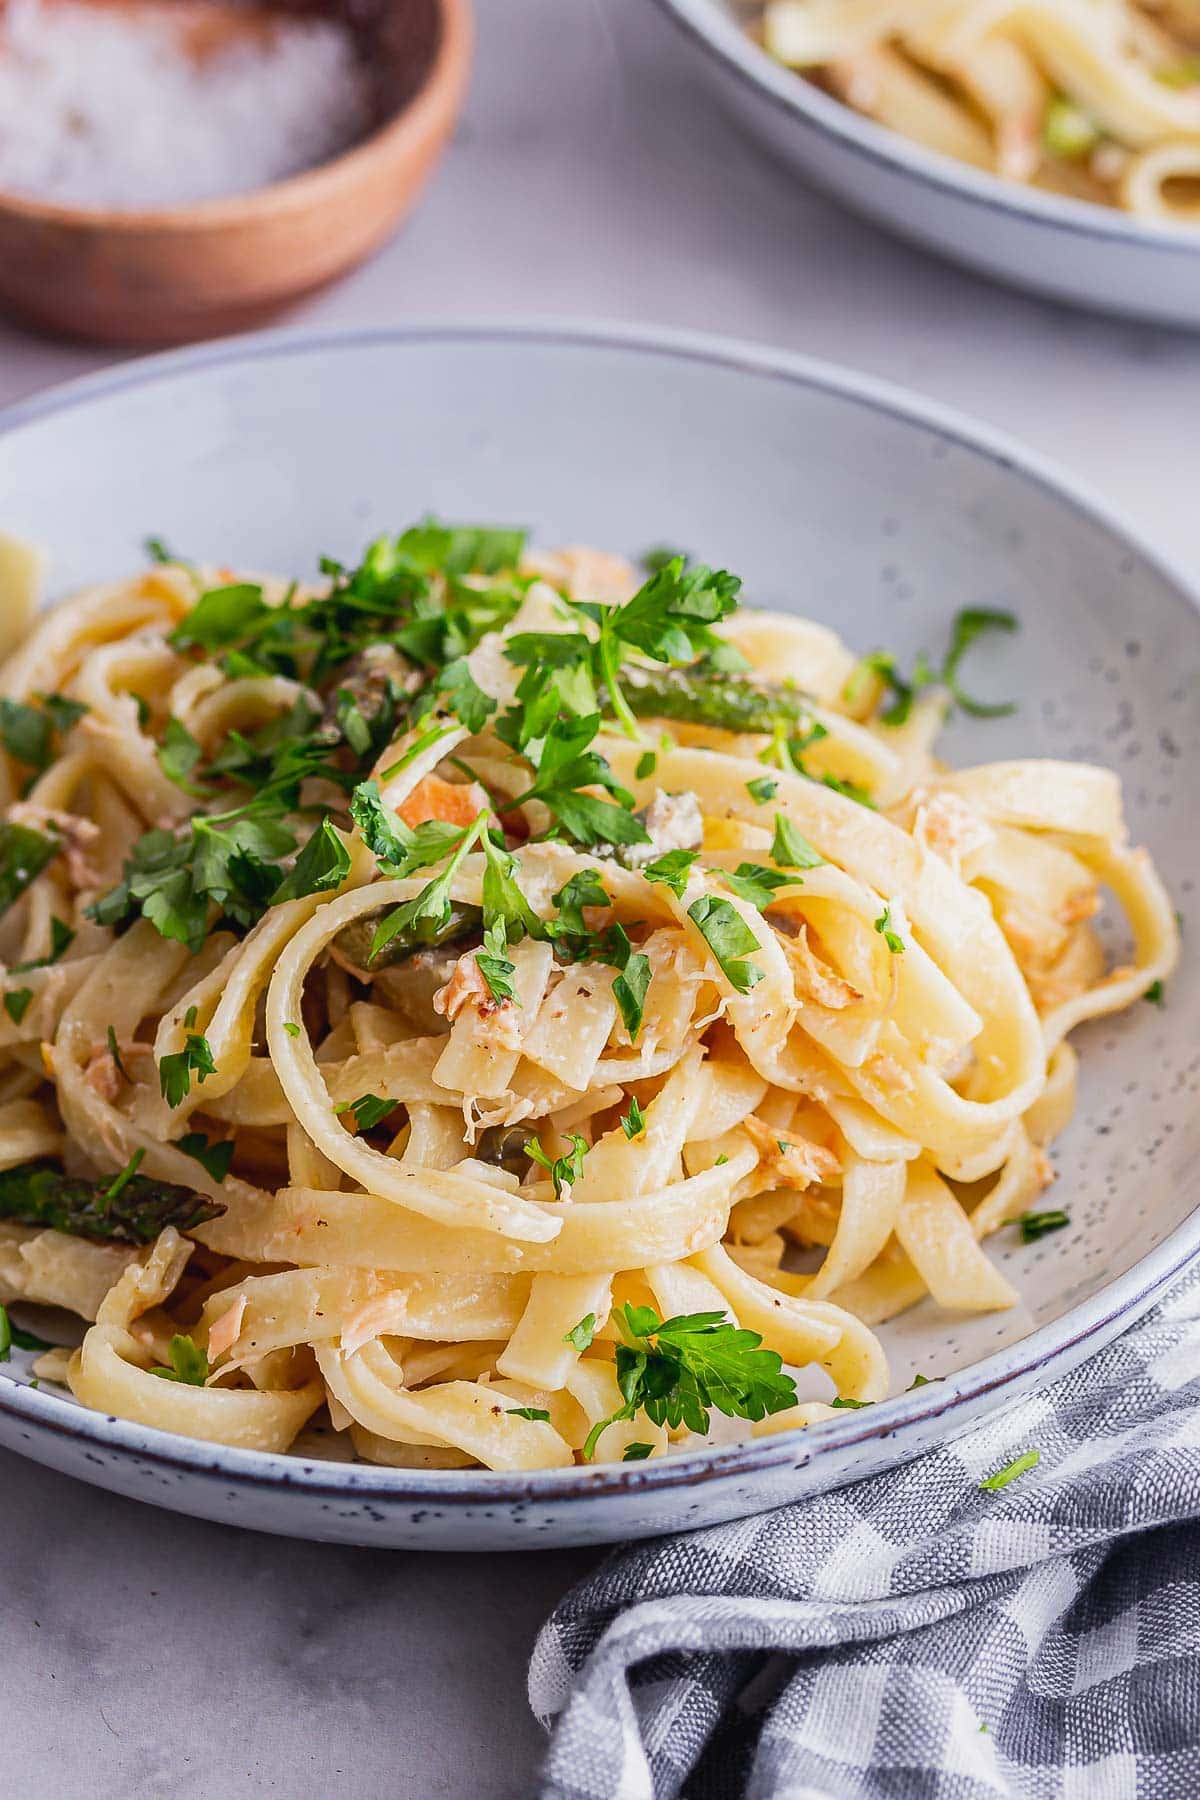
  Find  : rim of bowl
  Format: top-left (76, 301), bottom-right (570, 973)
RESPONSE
top-left (650, 0), bottom-right (1200, 257)
top-left (0, 316), bottom-right (1196, 1506)
top-left (0, 0), bottom-right (472, 230)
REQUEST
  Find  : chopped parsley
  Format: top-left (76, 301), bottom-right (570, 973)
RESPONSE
top-left (106, 1025), bottom-right (130, 1082)
top-left (0, 1306), bottom-right (54, 1358)
top-left (979, 1449), bottom-right (1040, 1491)
top-left (175, 1132), bottom-right (235, 1183)
top-left (335, 1093), bottom-right (396, 1132)
top-left (563, 1313), bottom-right (597, 1353)
top-left (1018, 1210), bottom-right (1070, 1243)
top-left (622, 1442), bottom-right (654, 1461)
top-left (687, 894), bottom-right (764, 992)
top-left (150, 1334), bottom-right (209, 1386)
top-left (771, 815), bottom-right (823, 870)
top-left (529, 1133), bottom-right (588, 1200)
top-left (506, 1406), bottom-right (551, 1423)
top-left (612, 951), bottom-right (651, 1043)
top-left (0, 822), bottom-right (61, 916)
top-left (476, 918), bottom-right (517, 1004)
top-left (642, 848), bottom-right (698, 897)
top-left (12, 915), bottom-right (74, 971)
top-left (746, 775), bottom-right (777, 804)
top-left (620, 1096), bottom-right (646, 1140)
top-left (1144, 980), bottom-right (1164, 1007)
top-left (3, 988), bottom-right (33, 1026)
top-left (582, 1302), bottom-right (796, 1460)
top-left (635, 750), bottom-right (658, 780)
top-left (158, 1030), bottom-right (217, 1107)
top-left (874, 905), bottom-right (905, 953)
top-left (722, 862), bottom-right (793, 910)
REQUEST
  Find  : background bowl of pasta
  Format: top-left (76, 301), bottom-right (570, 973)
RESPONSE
top-left (0, 322), bottom-right (1196, 1550)
top-left (650, 0), bottom-right (1200, 330)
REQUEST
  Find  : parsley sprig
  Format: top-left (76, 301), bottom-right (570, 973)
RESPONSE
top-left (582, 1303), bottom-right (796, 1460)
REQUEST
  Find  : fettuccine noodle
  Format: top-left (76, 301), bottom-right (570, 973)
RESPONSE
top-left (0, 528), bottom-right (1178, 1469)
top-left (752, 0), bottom-right (1200, 224)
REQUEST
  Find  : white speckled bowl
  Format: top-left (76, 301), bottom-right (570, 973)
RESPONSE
top-left (0, 323), bottom-right (1196, 1548)
top-left (650, 0), bottom-right (1200, 330)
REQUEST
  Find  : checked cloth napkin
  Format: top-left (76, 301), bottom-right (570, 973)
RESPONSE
top-left (530, 1265), bottom-right (1200, 1799)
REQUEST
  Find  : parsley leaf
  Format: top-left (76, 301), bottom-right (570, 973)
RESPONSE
top-left (943, 610), bottom-right (1018, 717)
top-left (874, 905), bottom-right (905, 953)
top-left (746, 776), bottom-right (777, 804)
top-left (620, 1096), bottom-right (646, 1140)
top-left (371, 816), bottom-right (487, 961)
top-left (563, 1313), bottom-right (597, 1352)
top-left (506, 1406), bottom-right (551, 1422)
top-left (582, 1302), bottom-right (796, 1459)
top-left (150, 1334), bottom-right (209, 1386)
top-left (687, 894), bottom-right (764, 992)
top-left (0, 822), bottom-right (61, 916)
top-left (771, 815), bottom-right (823, 870)
top-left (272, 819), bottom-right (351, 903)
top-left (1144, 979), bottom-right (1165, 1007)
top-left (529, 1133), bottom-right (588, 1200)
top-left (476, 918), bottom-right (517, 1004)
top-left (642, 848), bottom-right (697, 897)
top-left (551, 869), bottom-right (612, 938)
top-left (158, 1031), bottom-right (217, 1107)
top-left (12, 915), bottom-right (74, 971)
top-left (612, 951), bottom-right (651, 1043)
top-left (334, 1093), bottom-right (396, 1132)
top-left (433, 657), bottom-right (497, 735)
top-left (722, 862), bottom-right (793, 910)
top-left (3, 988), bottom-right (33, 1026)
top-left (175, 1132), bottom-right (235, 1183)
top-left (157, 717), bottom-right (207, 793)
top-left (510, 714), bottom-right (648, 849)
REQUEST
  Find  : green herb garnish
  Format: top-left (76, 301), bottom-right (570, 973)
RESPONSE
top-left (582, 1302), bottom-right (796, 1460)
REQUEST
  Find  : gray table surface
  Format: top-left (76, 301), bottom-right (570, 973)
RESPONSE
top-left (2, 3), bottom-right (1197, 1795)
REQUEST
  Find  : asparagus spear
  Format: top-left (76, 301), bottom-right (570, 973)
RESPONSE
top-left (333, 901), bottom-right (481, 972)
top-left (0, 1161), bottom-right (225, 1246)
top-left (0, 823), bottom-right (60, 916)
top-left (620, 664), bottom-right (819, 735)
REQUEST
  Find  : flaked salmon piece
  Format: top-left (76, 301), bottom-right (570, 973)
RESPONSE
top-left (398, 774), bottom-right (489, 830)
top-left (434, 949), bottom-right (522, 1049)
top-left (742, 1113), bottom-right (841, 1191)
top-left (206, 1295), bottom-right (247, 1365)
top-left (912, 790), bottom-right (994, 877)
top-left (777, 919), bottom-right (862, 1011)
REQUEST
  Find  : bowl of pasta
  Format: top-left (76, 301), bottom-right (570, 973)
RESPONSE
top-left (0, 321), bottom-right (1195, 1549)
top-left (650, 0), bottom-right (1200, 329)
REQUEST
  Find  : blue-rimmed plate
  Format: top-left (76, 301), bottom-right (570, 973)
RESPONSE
top-left (651, 0), bottom-right (1200, 330)
top-left (0, 322), bottom-right (1196, 1547)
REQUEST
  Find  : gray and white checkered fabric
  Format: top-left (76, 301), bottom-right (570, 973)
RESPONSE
top-left (530, 1266), bottom-right (1200, 1800)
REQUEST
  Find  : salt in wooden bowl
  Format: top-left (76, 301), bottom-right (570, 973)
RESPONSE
top-left (0, 0), bottom-right (472, 344)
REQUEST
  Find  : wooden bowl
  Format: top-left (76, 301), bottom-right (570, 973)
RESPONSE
top-left (0, 0), bottom-right (472, 344)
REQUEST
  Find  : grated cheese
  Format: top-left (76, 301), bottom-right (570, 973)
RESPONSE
top-left (0, 0), bottom-right (374, 209)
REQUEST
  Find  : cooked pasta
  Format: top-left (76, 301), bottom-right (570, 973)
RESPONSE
top-left (752, 0), bottom-right (1200, 224)
top-left (0, 524), bottom-right (1178, 1470)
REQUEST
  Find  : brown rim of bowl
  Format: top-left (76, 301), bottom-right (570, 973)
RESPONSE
top-left (0, 0), bottom-right (473, 230)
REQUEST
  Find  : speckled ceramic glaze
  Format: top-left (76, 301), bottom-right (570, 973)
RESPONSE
top-left (651, 0), bottom-right (1200, 331)
top-left (0, 324), bottom-right (1196, 1549)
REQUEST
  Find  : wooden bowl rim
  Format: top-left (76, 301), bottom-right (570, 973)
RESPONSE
top-left (0, 0), bottom-right (471, 231)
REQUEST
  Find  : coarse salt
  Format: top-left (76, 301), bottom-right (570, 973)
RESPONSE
top-left (0, 0), bottom-right (374, 209)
